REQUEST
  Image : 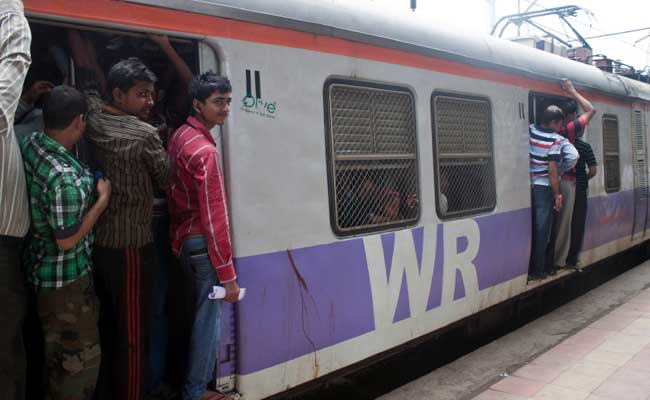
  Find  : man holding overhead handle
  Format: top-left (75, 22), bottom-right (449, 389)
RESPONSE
top-left (554, 79), bottom-right (596, 269)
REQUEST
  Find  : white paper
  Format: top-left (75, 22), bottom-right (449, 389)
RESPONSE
top-left (208, 286), bottom-right (246, 300)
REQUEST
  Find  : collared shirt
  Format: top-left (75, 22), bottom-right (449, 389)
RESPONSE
top-left (574, 138), bottom-right (597, 193)
top-left (0, 0), bottom-right (31, 238)
top-left (168, 116), bottom-right (236, 283)
top-left (529, 124), bottom-right (563, 187)
top-left (20, 131), bottom-right (94, 291)
top-left (84, 91), bottom-right (170, 248)
top-left (559, 115), bottom-right (587, 182)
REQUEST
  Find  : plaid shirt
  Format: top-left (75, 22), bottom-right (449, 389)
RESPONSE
top-left (20, 131), bottom-right (94, 291)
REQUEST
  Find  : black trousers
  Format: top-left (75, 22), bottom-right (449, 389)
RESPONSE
top-left (567, 190), bottom-right (588, 266)
top-left (0, 235), bottom-right (26, 400)
top-left (93, 244), bottom-right (157, 400)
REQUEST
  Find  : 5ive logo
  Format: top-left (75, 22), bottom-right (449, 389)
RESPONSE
top-left (241, 69), bottom-right (277, 119)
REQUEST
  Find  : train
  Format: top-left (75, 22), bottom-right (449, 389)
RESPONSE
top-left (22, 0), bottom-right (650, 399)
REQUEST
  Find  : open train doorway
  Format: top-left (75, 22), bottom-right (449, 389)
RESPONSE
top-left (22, 17), bottom-right (237, 397)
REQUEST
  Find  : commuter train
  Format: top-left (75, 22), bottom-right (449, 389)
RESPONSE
top-left (23, 0), bottom-right (650, 399)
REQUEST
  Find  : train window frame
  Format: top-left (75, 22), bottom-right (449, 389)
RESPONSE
top-left (602, 114), bottom-right (621, 193)
top-left (431, 91), bottom-right (496, 220)
top-left (323, 78), bottom-right (421, 237)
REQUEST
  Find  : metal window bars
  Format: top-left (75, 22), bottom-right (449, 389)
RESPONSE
top-left (432, 94), bottom-right (496, 219)
top-left (328, 83), bottom-right (419, 234)
top-left (602, 115), bottom-right (621, 193)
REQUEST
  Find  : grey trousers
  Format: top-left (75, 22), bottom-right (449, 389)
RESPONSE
top-left (0, 235), bottom-right (26, 400)
top-left (554, 179), bottom-right (576, 267)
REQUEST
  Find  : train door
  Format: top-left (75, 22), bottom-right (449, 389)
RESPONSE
top-left (198, 40), bottom-right (238, 394)
top-left (631, 106), bottom-right (649, 240)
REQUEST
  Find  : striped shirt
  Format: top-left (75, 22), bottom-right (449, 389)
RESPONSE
top-left (0, 0), bottom-right (31, 238)
top-left (559, 115), bottom-right (587, 181)
top-left (529, 124), bottom-right (563, 187)
top-left (84, 92), bottom-right (170, 248)
top-left (168, 117), bottom-right (236, 283)
top-left (574, 138), bottom-right (597, 193)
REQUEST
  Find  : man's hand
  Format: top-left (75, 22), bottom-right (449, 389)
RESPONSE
top-left (96, 178), bottom-right (111, 209)
top-left (147, 33), bottom-right (171, 49)
top-left (223, 280), bottom-right (241, 303)
top-left (554, 194), bottom-right (563, 211)
top-left (560, 79), bottom-right (576, 95)
top-left (21, 80), bottom-right (54, 105)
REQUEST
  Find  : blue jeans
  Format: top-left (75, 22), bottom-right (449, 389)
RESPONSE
top-left (179, 236), bottom-right (222, 400)
top-left (530, 185), bottom-right (554, 275)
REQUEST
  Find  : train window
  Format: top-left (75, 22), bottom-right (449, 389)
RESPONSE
top-left (431, 92), bottom-right (496, 219)
top-left (602, 115), bottom-right (621, 193)
top-left (324, 80), bottom-right (419, 236)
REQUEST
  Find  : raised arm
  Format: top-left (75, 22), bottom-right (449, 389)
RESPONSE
top-left (148, 34), bottom-right (193, 88)
top-left (561, 79), bottom-right (596, 124)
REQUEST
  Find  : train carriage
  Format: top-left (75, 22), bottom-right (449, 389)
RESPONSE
top-left (22, 1), bottom-right (650, 399)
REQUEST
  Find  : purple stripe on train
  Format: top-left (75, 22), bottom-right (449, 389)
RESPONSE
top-left (229, 190), bottom-right (635, 376)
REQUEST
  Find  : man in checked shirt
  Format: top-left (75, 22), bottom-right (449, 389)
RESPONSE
top-left (168, 72), bottom-right (240, 400)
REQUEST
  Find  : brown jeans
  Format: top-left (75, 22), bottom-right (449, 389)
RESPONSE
top-left (37, 274), bottom-right (100, 400)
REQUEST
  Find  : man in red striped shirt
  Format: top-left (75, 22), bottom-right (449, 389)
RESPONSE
top-left (167, 71), bottom-right (239, 400)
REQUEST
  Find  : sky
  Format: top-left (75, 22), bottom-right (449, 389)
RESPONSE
top-left (352, 0), bottom-right (650, 71)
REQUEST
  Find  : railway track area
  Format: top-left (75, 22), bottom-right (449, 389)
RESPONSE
top-left (279, 244), bottom-right (650, 400)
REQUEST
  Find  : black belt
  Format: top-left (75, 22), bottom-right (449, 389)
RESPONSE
top-left (0, 235), bottom-right (22, 246)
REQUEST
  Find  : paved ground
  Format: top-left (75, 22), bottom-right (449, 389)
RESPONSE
top-left (378, 260), bottom-right (650, 400)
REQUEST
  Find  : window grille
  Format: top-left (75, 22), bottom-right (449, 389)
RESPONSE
top-left (326, 81), bottom-right (419, 236)
top-left (632, 111), bottom-right (648, 199)
top-left (602, 115), bottom-right (620, 193)
top-left (432, 93), bottom-right (496, 219)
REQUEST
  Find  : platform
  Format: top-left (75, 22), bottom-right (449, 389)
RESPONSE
top-left (378, 260), bottom-right (650, 400)
top-left (475, 287), bottom-right (650, 400)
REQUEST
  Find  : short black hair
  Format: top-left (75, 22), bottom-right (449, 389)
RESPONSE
top-left (107, 57), bottom-right (157, 97)
top-left (43, 86), bottom-right (88, 130)
top-left (541, 105), bottom-right (565, 125)
top-left (561, 100), bottom-right (578, 116)
top-left (189, 71), bottom-right (232, 108)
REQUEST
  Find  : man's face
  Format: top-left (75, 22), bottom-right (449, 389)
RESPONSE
top-left (197, 91), bottom-right (232, 127)
top-left (114, 80), bottom-right (155, 120)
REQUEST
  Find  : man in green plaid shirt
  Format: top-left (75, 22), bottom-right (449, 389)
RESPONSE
top-left (20, 86), bottom-right (111, 400)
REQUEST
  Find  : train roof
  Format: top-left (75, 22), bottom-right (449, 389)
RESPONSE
top-left (126, 0), bottom-right (650, 102)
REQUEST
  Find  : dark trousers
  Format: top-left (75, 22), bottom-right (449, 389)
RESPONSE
top-left (93, 245), bottom-right (157, 400)
top-left (0, 235), bottom-right (26, 400)
top-left (147, 214), bottom-right (172, 394)
top-left (567, 190), bottom-right (588, 266)
top-left (530, 185), bottom-right (554, 276)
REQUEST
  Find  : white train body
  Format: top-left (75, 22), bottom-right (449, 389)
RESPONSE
top-left (25, 1), bottom-right (650, 398)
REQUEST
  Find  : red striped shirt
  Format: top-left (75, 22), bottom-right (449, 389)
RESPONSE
top-left (167, 117), bottom-right (236, 283)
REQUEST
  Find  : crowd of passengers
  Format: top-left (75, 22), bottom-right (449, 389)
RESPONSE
top-left (1, 2), bottom-right (237, 400)
top-left (0, 2), bottom-right (604, 400)
top-left (529, 80), bottom-right (598, 280)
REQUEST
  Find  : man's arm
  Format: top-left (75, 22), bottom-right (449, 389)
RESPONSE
top-left (55, 179), bottom-right (111, 250)
top-left (48, 176), bottom-right (111, 250)
top-left (143, 125), bottom-right (171, 190)
top-left (192, 150), bottom-right (240, 302)
top-left (548, 161), bottom-right (562, 210)
top-left (0, 9), bottom-right (31, 137)
top-left (561, 79), bottom-right (596, 125)
top-left (558, 139), bottom-right (579, 174)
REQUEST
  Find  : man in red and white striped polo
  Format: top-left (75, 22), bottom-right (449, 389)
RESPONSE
top-left (167, 71), bottom-right (240, 400)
